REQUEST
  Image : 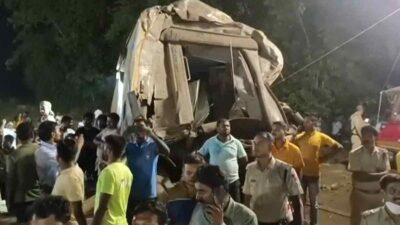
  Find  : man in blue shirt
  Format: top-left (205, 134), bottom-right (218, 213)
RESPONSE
top-left (125, 116), bottom-right (170, 222)
top-left (198, 119), bottom-right (248, 202)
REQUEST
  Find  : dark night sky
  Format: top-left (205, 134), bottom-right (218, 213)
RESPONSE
top-left (0, 8), bottom-right (32, 102)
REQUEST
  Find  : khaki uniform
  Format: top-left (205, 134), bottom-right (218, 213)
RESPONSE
top-left (348, 146), bottom-right (391, 225)
top-left (243, 157), bottom-right (303, 223)
top-left (361, 206), bottom-right (400, 225)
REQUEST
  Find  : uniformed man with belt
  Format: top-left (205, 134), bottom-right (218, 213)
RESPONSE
top-left (348, 125), bottom-right (391, 225)
top-left (243, 132), bottom-right (303, 225)
top-left (361, 173), bottom-right (400, 225)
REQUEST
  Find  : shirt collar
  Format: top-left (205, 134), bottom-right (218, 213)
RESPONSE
top-left (256, 156), bottom-right (276, 171)
top-left (273, 139), bottom-right (289, 151)
top-left (214, 135), bottom-right (234, 144)
top-left (40, 141), bottom-right (56, 150)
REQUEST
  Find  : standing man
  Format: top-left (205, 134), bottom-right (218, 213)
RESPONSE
top-left (198, 119), bottom-right (248, 202)
top-left (243, 132), bottom-right (303, 225)
top-left (94, 113), bottom-right (120, 174)
top-left (348, 125), bottom-right (390, 225)
top-left (7, 122), bottom-right (40, 223)
top-left (35, 121), bottom-right (61, 194)
top-left (125, 116), bottom-right (170, 221)
top-left (159, 154), bottom-right (205, 225)
top-left (293, 114), bottom-right (343, 225)
top-left (52, 138), bottom-right (86, 225)
top-left (92, 135), bottom-right (133, 225)
top-left (189, 165), bottom-right (257, 225)
top-left (350, 103), bottom-right (367, 149)
top-left (360, 173), bottom-right (400, 225)
top-left (76, 112), bottom-right (100, 183)
top-left (39, 101), bottom-right (56, 123)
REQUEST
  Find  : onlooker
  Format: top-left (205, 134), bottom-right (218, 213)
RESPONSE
top-left (96, 114), bottom-right (108, 131)
top-left (30, 196), bottom-right (71, 225)
top-left (7, 122), bottom-right (40, 223)
top-left (350, 103), bottom-right (367, 149)
top-left (131, 201), bottom-right (168, 225)
top-left (360, 173), bottom-right (400, 225)
top-left (52, 138), bottom-right (86, 225)
top-left (92, 135), bottom-right (133, 225)
top-left (198, 119), bottom-right (247, 202)
top-left (76, 112), bottom-right (100, 182)
top-left (94, 113), bottom-right (120, 174)
top-left (293, 114), bottom-right (343, 225)
top-left (243, 132), bottom-right (303, 225)
top-left (159, 154), bottom-right (204, 225)
top-left (189, 165), bottom-right (257, 225)
top-left (125, 116), bottom-right (170, 221)
top-left (35, 121), bottom-right (61, 194)
top-left (348, 125), bottom-right (390, 225)
top-left (60, 115), bottom-right (75, 139)
top-left (331, 116), bottom-right (343, 142)
top-left (39, 101), bottom-right (56, 123)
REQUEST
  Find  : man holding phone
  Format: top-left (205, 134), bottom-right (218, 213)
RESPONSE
top-left (189, 165), bottom-right (257, 225)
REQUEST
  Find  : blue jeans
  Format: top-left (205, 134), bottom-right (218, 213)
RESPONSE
top-left (301, 176), bottom-right (320, 225)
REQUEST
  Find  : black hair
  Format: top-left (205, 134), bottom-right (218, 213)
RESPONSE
top-left (361, 125), bottom-right (378, 137)
top-left (61, 115), bottom-right (72, 124)
top-left (16, 122), bottom-right (34, 141)
top-left (133, 115), bottom-right (147, 124)
top-left (104, 135), bottom-right (125, 158)
top-left (57, 139), bottom-right (77, 163)
top-left (38, 121), bottom-right (57, 142)
top-left (4, 135), bottom-right (14, 141)
top-left (108, 113), bottom-right (120, 124)
top-left (133, 201), bottom-right (168, 225)
top-left (216, 118), bottom-right (229, 127)
top-left (83, 112), bottom-right (95, 121)
top-left (196, 165), bottom-right (228, 191)
top-left (255, 131), bottom-right (275, 143)
top-left (183, 153), bottom-right (205, 165)
top-left (380, 173), bottom-right (400, 190)
top-left (272, 121), bottom-right (286, 129)
top-left (31, 196), bottom-right (70, 223)
top-left (97, 114), bottom-right (107, 121)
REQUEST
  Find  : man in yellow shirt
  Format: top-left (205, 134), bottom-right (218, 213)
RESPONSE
top-left (294, 114), bottom-right (343, 225)
top-left (92, 135), bottom-right (133, 225)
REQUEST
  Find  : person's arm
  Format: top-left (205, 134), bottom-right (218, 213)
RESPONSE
top-left (91, 193), bottom-right (111, 225)
top-left (71, 201), bottom-right (87, 225)
top-left (6, 156), bottom-right (16, 211)
top-left (319, 134), bottom-right (344, 163)
top-left (289, 195), bottom-right (304, 225)
top-left (237, 140), bottom-right (248, 167)
top-left (286, 168), bottom-right (304, 225)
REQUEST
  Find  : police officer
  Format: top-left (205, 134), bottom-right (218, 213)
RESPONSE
top-left (361, 173), bottom-right (400, 225)
top-left (243, 132), bottom-right (303, 225)
top-left (348, 125), bottom-right (391, 225)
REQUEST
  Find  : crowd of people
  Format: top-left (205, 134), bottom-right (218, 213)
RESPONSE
top-left (0, 100), bottom-right (399, 225)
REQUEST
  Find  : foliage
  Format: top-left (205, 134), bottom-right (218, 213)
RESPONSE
top-left (1, 0), bottom-right (400, 121)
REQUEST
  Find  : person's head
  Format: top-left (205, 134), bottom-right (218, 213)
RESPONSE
top-left (131, 201), bottom-right (168, 225)
top-left (83, 112), bottom-right (95, 128)
top-left (181, 154), bottom-right (205, 185)
top-left (29, 196), bottom-right (70, 225)
top-left (56, 139), bottom-right (77, 165)
top-left (253, 132), bottom-right (274, 159)
top-left (39, 101), bottom-right (52, 116)
top-left (96, 114), bottom-right (107, 130)
top-left (60, 116), bottom-right (72, 129)
top-left (38, 121), bottom-right (60, 143)
top-left (303, 113), bottom-right (318, 132)
top-left (195, 165), bottom-right (228, 205)
top-left (107, 113), bottom-right (120, 129)
top-left (360, 125), bottom-right (378, 149)
top-left (271, 121), bottom-right (286, 140)
top-left (16, 122), bottom-right (34, 142)
top-left (133, 116), bottom-right (148, 140)
top-left (356, 103), bottom-right (365, 113)
top-left (216, 119), bottom-right (231, 137)
top-left (380, 173), bottom-right (400, 206)
top-left (104, 135), bottom-right (126, 162)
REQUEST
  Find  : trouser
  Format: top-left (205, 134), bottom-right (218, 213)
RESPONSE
top-left (350, 188), bottom-right (383, 225)
top-left (229, 179), bottom-right (241, 203)
top-left (14, 201), bottom-right (34, 223)
top-left (301, 176), bottom-right (319, 225)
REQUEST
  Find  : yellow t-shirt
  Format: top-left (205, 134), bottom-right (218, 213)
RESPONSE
top-left (52, 165), bottom-right (85, 225)
top-left (272, 140), bottom-right (304, 170)
top-left (294, 131), bottom-right (338, 177)
top-left (95, 162), bottom-right (133, 225)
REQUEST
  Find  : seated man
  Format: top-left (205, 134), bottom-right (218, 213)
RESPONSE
top-left (131, 201), bottom-right (168, 225)
top-left (159, 154), bottom-right (204, 225)
top-left (189, 165), bottom-right (257, 225)
top-left (30, 196), bottom-right (71, 225)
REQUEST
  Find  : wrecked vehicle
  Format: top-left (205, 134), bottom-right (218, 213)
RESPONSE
top-left (112, 0), bottom-right (288, 144)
